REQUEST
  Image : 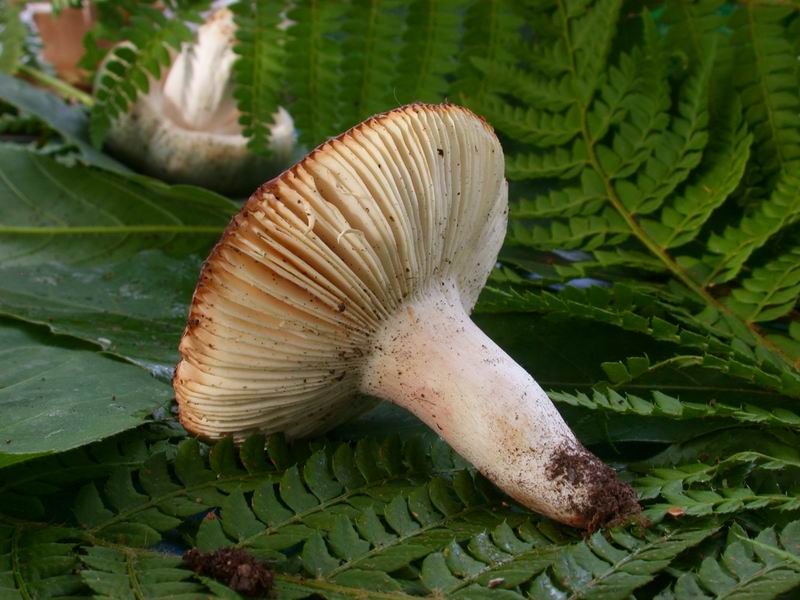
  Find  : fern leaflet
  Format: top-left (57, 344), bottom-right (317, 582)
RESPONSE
top-left (393, 0), bottom-right (463, 105)
top-left (726, 246), bottom-right (800, 323)
top-left (230, 0), bottom-right (286, 156)
top-left (340, 0), bottom-right (405, 129)
top-left (655, 522), bottom-right (800, 599)
top-left (0, 2), bottom-right (24, 75)
top-left (452, 0), bottom-right (522, 105)
top-left (730, 4), bottom-right (800, 179)
top-left (284, 1), bottom-right (346, 147)
top-left (530, 525), bottom-right (718, 599)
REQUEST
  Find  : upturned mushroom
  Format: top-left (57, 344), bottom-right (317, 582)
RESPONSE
top-left (175, 103), bottom-right (640, 529)
top-left (103, 8), bottom-right (295, 195)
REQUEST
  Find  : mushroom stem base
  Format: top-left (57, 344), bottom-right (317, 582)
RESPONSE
top-left (359, 281), bottom-right (640, 529)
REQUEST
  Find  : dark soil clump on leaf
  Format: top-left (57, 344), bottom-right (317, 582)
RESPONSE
top-left (183, 547), bottom-right (274, 596)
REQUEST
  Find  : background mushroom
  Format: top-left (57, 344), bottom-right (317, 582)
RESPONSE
top-left (175, 103), bottom-right (640, 529)
top-left (103, 8), bottom-right (295, 195)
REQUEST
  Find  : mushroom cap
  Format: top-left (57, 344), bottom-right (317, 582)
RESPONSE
top-left (175, 103), bottom-right (508, 440)
top-left (103, 9), bottom-right (295, 195)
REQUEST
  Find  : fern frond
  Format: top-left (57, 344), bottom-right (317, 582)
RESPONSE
top-left (452, 0), bottom-right (522, 105)
top-left (598, 350), bottom-right (793, 397)
top-left (726, 246), bottom-right (800, 323)
top-left (187, 435), bottom-right (593, 597)
top-left (655, 522), bottom-right (800, 599)
top-left (585, 49), bottom-right (639, 144)
top-left (640, 478), bottom-right (800, 523)
top-left (285, 1), bottom-right (347, 147)
top-left (602, 17), bottom-right (670, 183)
top-left (89, 2), bottom-right (208, 147)
top-left (64, 433), bottom-right (473, 553)
top-left (478, 284), bottom-right (727, 352)
top-left (642, 100), bottom-right (753, 250)
top-left (617, 40), bottom-right (714, 216)
top-left (0, 429), bottom-right (163, 522)
top-left (511, 171), bottom-right (606, 219)
top-left (0, 524), bottom-right (86, 597)
top-left (71, 436), bottom-right (278, 548)
top-left (393, 0), bottom-right (463, 105)
top-left (566, 0), bottom-right (621, 103)
top-left (634, 429), bottom-right (800, 519)
top-left (507, 140), bottom-right (588, 179)
top-left (662, 0), bottom-right (726, 66)
top-left (230, 0), bottom-right (286, 156)
top-left (551, 389), bottom-right (800, 430)
top-left (194, 443), bottom-right (513, 561)
top-left (561, 248), bottom-right (668, 275)
top-left (339, 0), bottom-right (405, 128)
top-left (508, 207), bottom-right (630, 250)
top-left (530, 525), bottom-right (719, 599)
top-left (702, 165), bottom-right (800, 285)
top-left (470, 58), bottom-right (573, 112)
top-left (769, 321), bottom-right (800, 363)
top-left (730, 4), bottom-right (800, 179)
top-left (480, 100), bottom-right (581, 147)
top-left (419, 521), bottom-right (564, 594)
top-left (488, 264), bottom-right (552, 289)
top-left (0, 2), bottom-right (24, 75)
top-left (80, 546), bottom-right (239, 599)
top-left (478, 284), bottom-right (800, 396)
top-left (464, 2), bottom-right (800, 371)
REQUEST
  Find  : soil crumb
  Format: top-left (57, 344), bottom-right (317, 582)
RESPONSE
top-left (546, 441), bottom-right (642, 532)
top-left (183, 547), bottom-right (273, 596)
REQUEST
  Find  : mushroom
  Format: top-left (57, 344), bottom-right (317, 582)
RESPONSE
top-left (175, 103), bottom-right (640, 529)
top-left (103, 8), bottom-right (295, 195)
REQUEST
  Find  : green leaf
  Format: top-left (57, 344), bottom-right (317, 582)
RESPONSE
top-left (0, 320), bottom-right (170, 468)
top-left (0, 145), bottom-right (235, 368)
top-left (81, 545), bottom-right (247, 599)
top-left (420, 522), bottom-right (559, 594)
top-left (726, 246), bottom-right (800, 323)
top-left (643, 99), bottom-right (752, 250)
top-left (0, 74), bottom-right (128, 172)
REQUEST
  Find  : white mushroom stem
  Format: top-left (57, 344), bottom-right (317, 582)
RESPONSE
top-left (360, 281), bottom-right (639, 529)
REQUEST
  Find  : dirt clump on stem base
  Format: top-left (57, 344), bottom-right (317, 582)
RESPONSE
top-left (546, 441), bottom-right (642, 532)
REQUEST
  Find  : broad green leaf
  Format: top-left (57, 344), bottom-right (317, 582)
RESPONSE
top-left (0, 146), bottom-right (236, 368)
top-left (0, 74), bottom-right (126, 172)
top-left (0, 320), bottom-right (170, 467)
